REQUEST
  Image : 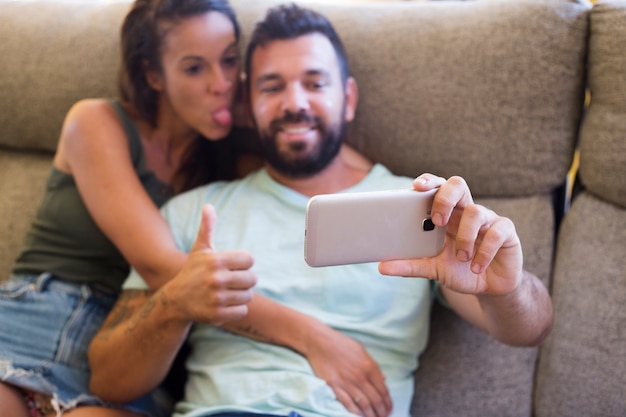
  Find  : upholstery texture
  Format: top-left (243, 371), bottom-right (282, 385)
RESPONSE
top-left (0, 150), bottom-right (51, 279)
top-left (578, 0), bottom-right (626, 207)
top-left (0, 1), bottom-right (127, 152)
top-left (535, 194), bottom-right (626, 417)
top-left (534, 2), bottom-right (626, 416)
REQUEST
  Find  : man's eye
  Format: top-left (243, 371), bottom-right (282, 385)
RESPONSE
top-left (260, 85), bottom-right (282, 94)
top-left (308, 80), bottom-right (326, 90)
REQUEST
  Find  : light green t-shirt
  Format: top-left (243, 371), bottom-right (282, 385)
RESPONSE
top-left (124, 165), bottom-right (433, 417)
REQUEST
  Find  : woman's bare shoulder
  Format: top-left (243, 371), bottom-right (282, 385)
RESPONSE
top-left (65, 98), bottom-right (121, 122)
top-left (54, 98), bottom-right (133, 172)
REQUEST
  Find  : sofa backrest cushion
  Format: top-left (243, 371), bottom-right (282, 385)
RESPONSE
top-left (0, 1), bottom-right (128, 154)
top-left (534, 1), bottom-right (626, 416)
top-left (235, 0), bottom-right (589, 198)
top-left (578, 0), bottom-right (626, 207)
top-left (1, 0), bottom-right (589, 200)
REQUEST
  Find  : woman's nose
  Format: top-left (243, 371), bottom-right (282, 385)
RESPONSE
top-left (208, 66), bottom-right (232, 95)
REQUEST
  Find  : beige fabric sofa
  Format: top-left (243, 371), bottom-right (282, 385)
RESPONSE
top-left (0, 0), bottom-right (623, 416)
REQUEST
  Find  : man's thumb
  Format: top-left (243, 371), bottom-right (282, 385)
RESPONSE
top-left (191, 204), bottom-right (217, 252)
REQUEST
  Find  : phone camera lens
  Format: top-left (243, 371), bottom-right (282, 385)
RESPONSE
top-left (422, 218), bottom-right (435, 231)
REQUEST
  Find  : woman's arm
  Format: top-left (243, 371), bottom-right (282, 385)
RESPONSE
top-left (54, 99), bottom-right (183, 289)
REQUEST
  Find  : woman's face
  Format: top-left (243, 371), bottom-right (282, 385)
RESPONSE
top-left (150, 11), bottom-right (239, 140)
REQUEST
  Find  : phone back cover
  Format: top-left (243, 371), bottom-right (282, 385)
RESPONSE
top-left (304, 189), bottom-right (445, 267)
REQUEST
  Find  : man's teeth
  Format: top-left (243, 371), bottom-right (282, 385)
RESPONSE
top-left (283, 126), bottom-right (311, 134)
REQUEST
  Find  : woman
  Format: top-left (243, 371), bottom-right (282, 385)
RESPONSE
top-left (0, 0), bottom-right (248, 415)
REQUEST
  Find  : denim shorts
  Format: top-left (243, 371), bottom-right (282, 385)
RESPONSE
top-left (210, 413), bottom-right (303, 417)
top-left (0, 272), bottom-right (171, 416)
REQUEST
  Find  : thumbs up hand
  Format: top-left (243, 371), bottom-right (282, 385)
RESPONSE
top-left (190, 202), bottom-right (219, 253)
top-left (163, 204), bottom-right (257, 326)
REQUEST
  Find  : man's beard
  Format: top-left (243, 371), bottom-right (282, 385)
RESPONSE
top-left (258, 110), bottom-right (345, 179)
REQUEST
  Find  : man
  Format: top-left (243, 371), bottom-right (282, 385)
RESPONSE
top-left (89, 5), bottom-right (553, 417)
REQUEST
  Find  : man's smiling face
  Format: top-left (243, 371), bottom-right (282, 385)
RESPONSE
top-left (249, 33), bottom-right (355, 178)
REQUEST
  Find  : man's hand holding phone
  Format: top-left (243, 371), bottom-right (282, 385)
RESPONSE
top-left (378, 174), bottom-right (553, 347)
top-left (378, 173), bottom-right (524, 298)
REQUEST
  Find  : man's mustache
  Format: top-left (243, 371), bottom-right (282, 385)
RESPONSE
top-left (269, 111), bottom-right (318, 132)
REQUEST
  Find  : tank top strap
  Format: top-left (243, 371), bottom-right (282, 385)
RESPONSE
top-left (107, 98), bottom-right (174, 205)
top-left (108, 98), bottom-right (145, 169)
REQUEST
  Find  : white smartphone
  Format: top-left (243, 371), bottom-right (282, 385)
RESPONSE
top-left (304, 188), bottom-right (446, 267)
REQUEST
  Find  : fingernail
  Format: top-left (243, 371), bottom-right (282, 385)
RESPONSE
top-left (456, 250), bottom-right (470, 262)
top-left (432, 212), bottom-right (444, 226)
top-left (471, 262), bottom-right (483, 274)
top-left (416, 176), bottom-right (428, 185)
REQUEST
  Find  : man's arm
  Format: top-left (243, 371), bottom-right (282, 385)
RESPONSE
top-left (91, 287), bottom-right (392, 416)
top-left (379, 174), bottom-right (553, 346)
top-left (89, 206), bottom-right (256, 402)
top-left (89, 289), bottom-right (191, 402)
top-left (223, 296), bottom-right (393, 417)
top-left (440, 271), bottom-right (553, 346)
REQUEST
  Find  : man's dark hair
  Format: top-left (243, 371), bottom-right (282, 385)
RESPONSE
top-left (119, 0), bottom-right (240, 127)
top-left (244, 3), bottom-right (350, 94)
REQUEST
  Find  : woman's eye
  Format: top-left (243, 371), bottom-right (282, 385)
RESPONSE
top-left (223, 55), bottom-right (240, 68)
top-left (185, 64), bottom-right (203, 75)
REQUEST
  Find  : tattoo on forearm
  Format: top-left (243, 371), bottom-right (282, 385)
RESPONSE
top-left (234, 324), bottom-right (277, 345)
top-left (97, 290), bottom-right (151, 341)
top-left (158, 290), bottom-right (169, 307)
top-left (126, 291), bottom-right (160, 334)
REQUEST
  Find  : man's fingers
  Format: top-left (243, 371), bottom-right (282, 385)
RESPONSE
top-left (470, 217), bottom-right (520, 275)
top-left (334, 388), bottom-right (363, 416)
top-left (413, 173), bottom-right (446, 191)
top-left (201, 278), bottom-right (257, 324)
top-left (211, 304), bottom-right (250, 325)
top-left (430, 176), bottom-right (474, 227)
top-left (452, 205), bottom-right (520, 271)
top-left (190, 249), bottom-right (255, 277)
top-left (191, 204), bottom-right (218, 253)
top-left (352, 390), bottom-right (375, 417)
top-left (378, 258), bottom-right (436, 279)
top-left (370, 372), bottom-right (392, 413)
top-left (452, 204), bottom-right (494, 261)
top-left (226, 270), bottom-right (258, 291)
top-left (222, 287), bottom-right (255, 306)
top-left (213, 250), bottom-right (255, 273)
top-left (359, 376), bottom-right (392, 417)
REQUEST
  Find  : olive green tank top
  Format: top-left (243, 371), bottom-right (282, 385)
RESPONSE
top-left (12, 99), bottom-right (174, 292)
